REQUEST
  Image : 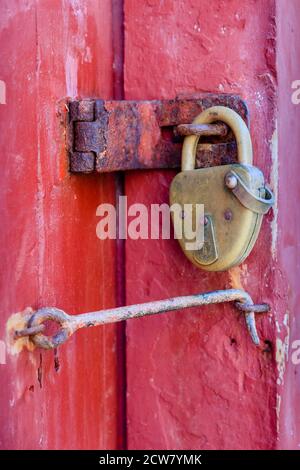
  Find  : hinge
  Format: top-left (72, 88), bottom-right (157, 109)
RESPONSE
top-left (67, 95), bottom-right (249, 173)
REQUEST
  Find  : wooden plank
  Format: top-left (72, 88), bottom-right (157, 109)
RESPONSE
top-left (124, 0), bottom-right (277, 450)
top-left (0, 0), bottom-right (119, 449)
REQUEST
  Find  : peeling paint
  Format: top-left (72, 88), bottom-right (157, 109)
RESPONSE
top-left (270, 122), bottom-right (278, 258)
top-left (275, 319), bottom-right (281, 333)
top-left (63, 0), bottom-right (89, 97)
top-left (65, 53), bottom-right (78, 97)
top-left (5, 308), bottom-right (35, 355)
top-left (276, 393), bottom-right (281, 435)
top-left (228, 264), bottom-right (249, 290)
top-left (275, 311), bottom-right (290, 438)
top-left (83, 46), bottom-right (92, 63)
top-left (276, 312), bottom-right (290, 386)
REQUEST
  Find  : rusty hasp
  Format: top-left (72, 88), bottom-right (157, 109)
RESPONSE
top-left (14, 289), bottom-right (270, 350)
top-left (68, 95), bottom-right (248, 173)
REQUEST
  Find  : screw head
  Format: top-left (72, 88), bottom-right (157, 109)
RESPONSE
top-left (225, 173), bottom-right (238, 189)
top-left (224, 209), bottom-right (233, 221)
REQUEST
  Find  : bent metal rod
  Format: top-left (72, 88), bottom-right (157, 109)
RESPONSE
top-left (14, 289), bottom-right (270, 350)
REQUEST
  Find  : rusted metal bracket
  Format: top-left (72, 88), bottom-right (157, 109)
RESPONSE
top-left (67, 94), bottom-right (249, 173)
top-left (13, 289), bottom-right (270, 350)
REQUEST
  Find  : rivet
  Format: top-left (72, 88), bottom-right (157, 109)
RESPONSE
top-left (225, 173), bottom-right (238, 189)
top-left (224, 209), bottom-right (233, 221)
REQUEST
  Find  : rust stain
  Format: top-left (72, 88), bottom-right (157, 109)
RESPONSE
top-left (54, 348), bottom-right (60, 372)
top-left (37, 353), bottom-right (43, 389)
top-left (6, 307), bottom-right (36, 355)
top-left (228, 264), bottom-right (248, 290)
top-left (67, 95), bottom-right (248, 173)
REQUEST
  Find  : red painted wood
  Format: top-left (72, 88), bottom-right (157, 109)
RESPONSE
top-left (1, 0), bottom-right (299, 451)
top-left (125, 0), bottom-right (278, 450)
top-left (0, 0), bottom-right (120, 449)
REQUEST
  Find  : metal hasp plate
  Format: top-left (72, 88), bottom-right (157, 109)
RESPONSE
top-left (67, 95), bottom-right (249, 173)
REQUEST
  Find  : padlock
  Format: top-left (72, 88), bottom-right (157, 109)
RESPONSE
top-left (170, 106), bottom-right (274, 271)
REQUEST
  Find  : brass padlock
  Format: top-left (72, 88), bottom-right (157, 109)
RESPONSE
top-left (170, 106), bottom-right (274, 271)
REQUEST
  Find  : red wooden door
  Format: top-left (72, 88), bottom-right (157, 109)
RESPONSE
top-left (124, 0), bottom-right (276, 449)
top-left (0, 0), bottom-right (124, 450)
top-left (124, 0), bottom-right (300, 451)
top-left (1, 0), bottom-right (300, 451)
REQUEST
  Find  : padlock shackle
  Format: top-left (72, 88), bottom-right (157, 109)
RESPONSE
top-left (181, 106), bottom-right (253, 171)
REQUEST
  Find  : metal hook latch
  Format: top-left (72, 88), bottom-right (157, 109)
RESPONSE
top-left (13, 289), bottom-right (270, 350)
